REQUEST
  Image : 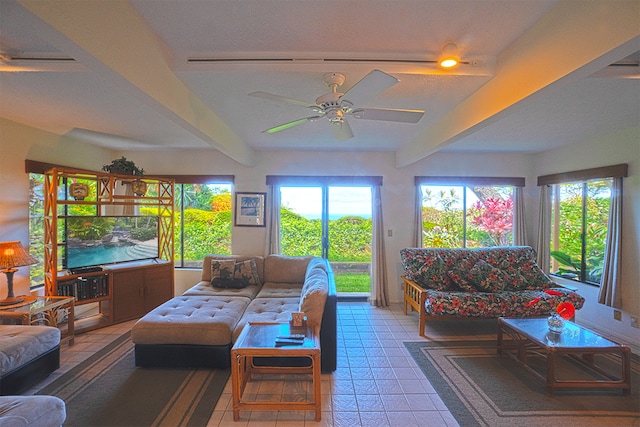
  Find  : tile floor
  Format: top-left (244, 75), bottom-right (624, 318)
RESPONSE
top-left (28, 302), bottom-right (497, 426)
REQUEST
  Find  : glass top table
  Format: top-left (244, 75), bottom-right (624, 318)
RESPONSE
top-left (497, 317), bottom-right (630, 395)
top-left (231, 322), bottom-right (321, 421)
top-left (0, 296), bottom-right (75, 345)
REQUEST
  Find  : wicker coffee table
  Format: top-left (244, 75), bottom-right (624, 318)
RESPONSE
top-left (231, 322), bottom-right (321, 421)
top-left (497, 317), bottom-right (630, 395)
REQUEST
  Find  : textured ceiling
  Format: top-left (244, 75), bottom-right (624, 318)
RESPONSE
top-left (0, 0), bottom-right (638, 167)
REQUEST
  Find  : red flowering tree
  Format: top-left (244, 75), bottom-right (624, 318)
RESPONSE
top-left (468, 196), bottom-right (513, 246)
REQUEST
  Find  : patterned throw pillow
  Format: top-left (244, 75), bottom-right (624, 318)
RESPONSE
top-left (233, 259), bottom-right (261, 286)
top-left (446, 268), bottom-right (477, 292)
top-left (210, 259), bottom-right (237, 287)
top-left (469, 260), bottom-right (509, 292)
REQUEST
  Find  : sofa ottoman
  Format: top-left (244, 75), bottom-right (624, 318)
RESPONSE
top-left (131, 295), bottom-right (251, 368)
top-left (0, 395), bottom-right (66, 427)
top-left (0, 326), bottom-right (60, 396)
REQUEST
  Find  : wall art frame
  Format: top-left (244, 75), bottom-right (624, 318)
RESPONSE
top-left (234, 192), bottom-right (266, 227)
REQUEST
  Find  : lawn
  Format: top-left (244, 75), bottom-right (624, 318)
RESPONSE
top-left (334, 272), bottom-right (370, 293)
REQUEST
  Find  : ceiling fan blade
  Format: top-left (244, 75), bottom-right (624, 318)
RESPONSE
top-left (340, 69), bottom-right (398, 106)
top-left (262, 116), bottom-right (320, 134)
top-left (249, 91), bottom-right (317, 108)
top-left (351, 108), bottom-right (424, 123)
top-left (331, 119), bottom-right (354, 141)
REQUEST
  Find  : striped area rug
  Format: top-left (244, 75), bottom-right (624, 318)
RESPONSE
top-left (37, 332), bottom-right (229, 427)
top-left (405, 340), bottom-right (639, 427)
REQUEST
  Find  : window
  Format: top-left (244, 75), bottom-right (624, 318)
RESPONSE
top-left (417, 177), bottom-right (522, 248)
top-left (29, 173), bottom-right (45, 288)
top-left (538, 163), bottom-right (627, 287)
top-left (549, 179), bottom-right (612, 284)
top-left (174, 182), bottom-right (233, 268)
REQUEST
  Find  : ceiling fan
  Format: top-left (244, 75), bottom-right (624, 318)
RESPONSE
top-left (249, 69), bottom-right (425, 141)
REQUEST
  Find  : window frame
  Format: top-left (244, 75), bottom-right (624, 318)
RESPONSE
top-left (538, 164), bottom-right (628, 286)
top-left (415, 176), bottom-right (524, 249)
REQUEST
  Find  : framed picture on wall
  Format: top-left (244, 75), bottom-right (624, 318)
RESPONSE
top-left (234, 192), bottom-right (266, 227)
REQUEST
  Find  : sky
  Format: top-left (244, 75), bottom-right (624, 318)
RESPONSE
top-left (280, 187), bottom-right (372, 219)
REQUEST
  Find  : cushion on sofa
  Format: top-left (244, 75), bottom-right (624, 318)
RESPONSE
top-left (183, 280), bottom-right (262, 298)
top-left (299, 270), bottom-right (328, 328)
top-left (0, 395), bottom-right (66, 427)
top-left (0, 326), bottom-right (60, 376)
top-left (256, 282), bottom-right (303, 298)
top-left (201, 255), bottom-right (264, 283)
top-left (232, 297), bottom-right (300, 341)
top-left (264, 255), bottom-right (313, 283)
top-left (131, 296), bottom-right (250, 346)
top-left (234, 259), bottom-right (261, 286)
top-left (468, 260), bottom-right (509, 292)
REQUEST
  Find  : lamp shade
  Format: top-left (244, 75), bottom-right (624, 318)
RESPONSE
top-left (0, 241), bottom-right (38, 270)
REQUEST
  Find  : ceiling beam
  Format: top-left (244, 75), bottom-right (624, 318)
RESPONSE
top-left (395, 0), bottom-right (640, 168)
top-left (18, 0), bottom-right (256, 166)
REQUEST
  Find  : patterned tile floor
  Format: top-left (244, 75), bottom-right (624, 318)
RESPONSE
top-left (29, 302), bottom-right (497, 426)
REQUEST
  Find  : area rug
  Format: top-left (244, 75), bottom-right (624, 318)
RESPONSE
top-left (36, 332), bottom-right (230, 427)
top-left (405, 340), bottom-right (639, 427)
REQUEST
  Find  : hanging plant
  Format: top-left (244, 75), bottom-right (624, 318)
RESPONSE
top-left (102, 156), bottom-right (145, 176)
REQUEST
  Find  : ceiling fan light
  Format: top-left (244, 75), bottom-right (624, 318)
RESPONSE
top-left (439, 43), bottom-right (460, 68)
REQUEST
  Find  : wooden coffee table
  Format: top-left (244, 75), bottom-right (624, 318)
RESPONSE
top-left (497, 317), bottom-right (630, 395)
top-left (231, 322), bottom-right (321, 421)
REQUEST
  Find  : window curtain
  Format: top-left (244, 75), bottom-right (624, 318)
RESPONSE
top-left (370, 185), bottom-right (388, 307)
top-left (536, 185), bottom-right (552, 271)
top-left (512, 187), bottom-right (527, 246)
top-left (599, 177), bottom-right (623, 308)
top-left (264, 185), bottom-right (281, 255)
top-left (413, 185), bottom-right (423, 248)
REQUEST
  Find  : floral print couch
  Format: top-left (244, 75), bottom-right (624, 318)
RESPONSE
top-left (400, 246), bottom-right (585, 336)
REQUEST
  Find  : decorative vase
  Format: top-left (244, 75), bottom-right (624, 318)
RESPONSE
top-left (69, 182), bottom-right (90, 200)
top-left (547, 312), bottom-right (565, 333)
top-left (131, 179), bottom-right (147, 196)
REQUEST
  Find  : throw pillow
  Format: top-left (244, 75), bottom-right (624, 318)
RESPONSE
top-left (469, 260), bottom-right (509, 292)
top-left (211, 277), bottom-right (248, 289)
top-left (234, 259), bottom-right (261, 286)
top-left (210, 259), bottom-right (236, 284)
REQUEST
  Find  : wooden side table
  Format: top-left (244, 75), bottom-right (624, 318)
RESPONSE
top-left (0, 296), bottom-right (75, 345)
top-left (231, 322), bottom-right (321, 421)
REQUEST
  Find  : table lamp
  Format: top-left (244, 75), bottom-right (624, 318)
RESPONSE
top-left (0, 241), bottom-right (38, 306)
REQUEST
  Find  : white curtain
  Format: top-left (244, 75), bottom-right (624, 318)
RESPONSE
top-left (536, 185), bottom-right (552, 271)
top-left (370, 185), bottom-right (388, 307)
top-left (512, 187), bottom-right (527, 246)
top-left (413, 185), bottom-right (423, 248)
top-left (599, 177), bottom-right (623, 308)
top-left (264, 185), bottom-right (281, 255)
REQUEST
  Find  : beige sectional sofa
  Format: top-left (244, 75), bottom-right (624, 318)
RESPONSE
top-left (132, 254), bottom-right (337, 372)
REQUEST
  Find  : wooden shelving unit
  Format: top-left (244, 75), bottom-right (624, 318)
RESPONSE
top-left (43, 167), bottom-right (175, 333)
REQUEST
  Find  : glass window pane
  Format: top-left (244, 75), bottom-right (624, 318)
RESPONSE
top-left (29, 173), bottom-right (45, 287)
top-left (280, 187), bottom-right (323, 257)
top-left (551, 183), bottom-right (584, 281)
top-left (585, 179), bottom-right (611, 283)
top-left (420, 185), bottom-right (464, 247)
top-left (466, 186), bottom-right (513, 247)
top-left (175, 183), bottom-right (232, 268)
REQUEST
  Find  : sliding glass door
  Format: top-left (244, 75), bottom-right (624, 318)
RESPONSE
top-left (280, 186), bottom-right (372, 295)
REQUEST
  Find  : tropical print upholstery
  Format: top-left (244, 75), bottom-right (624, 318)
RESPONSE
top-left (400, 246), bottom-right (585, 317)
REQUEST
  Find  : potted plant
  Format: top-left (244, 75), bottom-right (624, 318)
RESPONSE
top-left (102, 156), bottom-right (145, 176)
top-left (102, 157), bottom-right (147, 196)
